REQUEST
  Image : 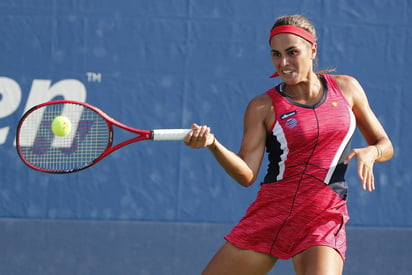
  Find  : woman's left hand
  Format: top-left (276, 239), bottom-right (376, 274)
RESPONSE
top-left (344, 146), bottom-right (378, 192)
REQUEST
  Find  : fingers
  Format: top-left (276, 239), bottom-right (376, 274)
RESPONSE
top-left (184, 124), bottom-right (213, 148)
top-left (358, 160), bottom-right (375, 192)
top-left (346, 148), bottom-right (376, 192)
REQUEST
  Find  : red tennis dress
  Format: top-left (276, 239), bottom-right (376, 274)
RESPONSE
top-left (225, 74), bottom-right (356, 261)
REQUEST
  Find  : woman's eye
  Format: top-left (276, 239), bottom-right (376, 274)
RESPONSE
top-left (271, 51), bottom-right (281, 57)
top-left (288, 50), bottom-right (298, 56)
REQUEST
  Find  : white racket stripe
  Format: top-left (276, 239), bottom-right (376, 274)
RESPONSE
top-left (152, 129), bottom-right (190, 140)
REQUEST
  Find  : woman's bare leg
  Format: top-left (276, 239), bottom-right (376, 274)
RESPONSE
top-left (202, 241), bottom-right (278, 275)
top-left (292, 246), bottom-right (344, 275)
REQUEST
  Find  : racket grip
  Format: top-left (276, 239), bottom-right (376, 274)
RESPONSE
top-left (152, 129), bottom-right (191, 141)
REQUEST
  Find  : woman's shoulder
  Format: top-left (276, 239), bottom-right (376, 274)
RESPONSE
top-left (326, 74), bottom-right (366, 107)
top-left (250, 90), bottom-right (274, 104)
top-left (328, 74), bottom-right (361, 90)
top-left (245, 91), bottom-right (275, 118)
top-left (244, 92), bottom-right (276, 131)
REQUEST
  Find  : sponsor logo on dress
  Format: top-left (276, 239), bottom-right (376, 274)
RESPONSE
top-left (280, 110), bottom-right (297, 120)
top-left (285, 118), bottom-right (298, 128)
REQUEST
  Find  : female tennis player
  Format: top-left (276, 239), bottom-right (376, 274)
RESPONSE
top-left (184, 14), bottom-right (393, 275)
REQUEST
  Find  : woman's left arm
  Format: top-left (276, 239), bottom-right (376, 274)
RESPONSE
top-left (334, 75), bottom-right (394, 191)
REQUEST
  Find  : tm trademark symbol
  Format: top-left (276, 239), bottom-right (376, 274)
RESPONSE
top-left (86, 72), bottom-right (102, 83)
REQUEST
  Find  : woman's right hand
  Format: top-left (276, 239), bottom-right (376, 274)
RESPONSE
top-left (184, 123), bottom-right (215, 149)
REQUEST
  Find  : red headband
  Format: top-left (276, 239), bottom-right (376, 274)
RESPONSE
top-left (269, 25), bottom-right (315, 78)
top-left (269, 25), bottom-right (315, 45)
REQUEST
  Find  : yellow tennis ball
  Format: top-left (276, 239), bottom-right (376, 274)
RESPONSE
top-left (51, 116), bottom-right (72, 137)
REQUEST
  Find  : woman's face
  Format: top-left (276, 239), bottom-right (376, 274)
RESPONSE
top-left (270, 33), bottom-right (317, 84)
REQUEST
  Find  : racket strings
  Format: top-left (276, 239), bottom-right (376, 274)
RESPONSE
top-left (18, 103), bottom-right (110, 172)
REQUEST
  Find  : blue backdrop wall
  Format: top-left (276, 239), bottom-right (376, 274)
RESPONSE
top-left (0, 0), bottom-right (411, 274)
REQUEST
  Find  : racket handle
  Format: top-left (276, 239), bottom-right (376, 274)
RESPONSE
top-left (152, 129), bottom-right (191, 141)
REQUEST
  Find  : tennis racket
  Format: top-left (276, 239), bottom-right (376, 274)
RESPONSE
top-left (16, 100), bottom-right (190, 173)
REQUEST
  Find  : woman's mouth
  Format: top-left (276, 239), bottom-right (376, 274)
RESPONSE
top-left (282, 70), bottom-right (294, 75)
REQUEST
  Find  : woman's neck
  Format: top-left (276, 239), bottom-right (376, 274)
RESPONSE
top-left (282, 73), bottom-right (324, 105)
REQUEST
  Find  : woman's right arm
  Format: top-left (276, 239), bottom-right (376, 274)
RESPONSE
top-left (185, 94), bottom-right (272, 187)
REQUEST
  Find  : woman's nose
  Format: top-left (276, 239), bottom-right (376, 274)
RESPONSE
top-left (280, 56), bottom-right (288, 67)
